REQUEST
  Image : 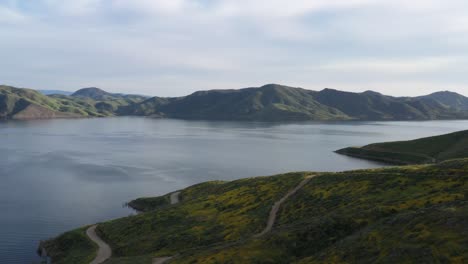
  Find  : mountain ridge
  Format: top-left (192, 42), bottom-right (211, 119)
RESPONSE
top-left (2, 84), bottom-right (468, 121)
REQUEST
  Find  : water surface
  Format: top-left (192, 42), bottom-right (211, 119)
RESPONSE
top-left (1, 117), bottom-right (467, 263)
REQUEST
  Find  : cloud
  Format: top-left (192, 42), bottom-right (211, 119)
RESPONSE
top-left (319, 57), bottom-right (461, 74)
top-left (0, 0), bottom-right (467, 96)
top-left (111, 0), bottom-right (198, 15)
top-left (0, 6), bottom-right (28, 24)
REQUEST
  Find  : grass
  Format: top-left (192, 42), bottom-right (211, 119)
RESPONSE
top-left (0, 85), bottom-right (146, 120)
top-left (97, 173), bottom-right (306, 258)
top-left (336, 130), bottom-right (468, 164)
top-left (178, 160), bottom-right (468, 263)
top-left (40, 227), bottom-right (97, 264)
top-left (43, 159), bottom-right (468, 263)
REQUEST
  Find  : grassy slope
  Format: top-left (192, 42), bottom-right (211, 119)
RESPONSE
top-left (126, 84), bottom-right (350, 121)
top-left (98, 173), bottom-right (306, 258)
top-left (43, 160), bottom-right (468, 263)
top-left (42, 173), bottom-right (305, 263)
top-left (336, 130), bottom-right (468, 165)
top-left (0, 85), bottom-right (146, 119)
top-left (312, 89), bottom-right (468, 121)
top-left (130, 85), bottom-right (468, 121)
top-left (178, 160), bottom-right (468, 264)
top-left (40, 227), bottom-right (97, 264)
top-left (3, 84), bottom-right (468, 121)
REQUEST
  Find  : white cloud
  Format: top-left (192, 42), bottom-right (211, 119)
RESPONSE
top-left (111, 0), bottom-right (200, 15)
top-left (0, 0), bottom-right (467, 96)
top-left (43, 0), bottom-right (102, 15)
top-left (0, 6), bottom-right (28, 24)
top-left (319, 57), bottom-right (461, 74)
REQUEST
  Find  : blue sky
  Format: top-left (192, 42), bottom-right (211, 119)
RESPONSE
top-left (0, 0), bottom-right (467, 96)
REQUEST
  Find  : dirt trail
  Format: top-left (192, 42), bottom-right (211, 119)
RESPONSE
top-left (86, 225), bottom-right (112, 264)
top-left (170, 191), bottom-right (181, 205)
top-left (254, 175), bottom-right (315, 238)
top-left (152, 256), bottom-right (173, 264)
top-left (124, 177), bottom-right (312, 264)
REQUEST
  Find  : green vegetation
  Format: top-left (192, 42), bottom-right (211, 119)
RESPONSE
top-left (336, 130), bottom-right (468, 164)
top-left (136, 85), bottom-right (350, 121)
top-left (177, 160), bottom-right (468, 263)
top-left (40, 227), bottom-right (96, 264)
top-left (127, 195), bottom-right (171, 212)
top-left (43, 160), bottom-right (468, 263)
top-left (0, 85), bottom-right (146, 120)
top-left (3, 84), bottom-right (468, 121)
top-left (123, 84), bottom-right (468, 121)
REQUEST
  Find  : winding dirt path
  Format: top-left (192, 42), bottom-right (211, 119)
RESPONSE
top-left (90, 177), bottom-right (312, 264)
top-left (170, 191), bottom-right (181, 205)
top-left (254, 175), bottom-right (315, 238)
top-left (86, 225), bottom-right (112, 264)
top-left (152, 256), bottom-right (173, 264)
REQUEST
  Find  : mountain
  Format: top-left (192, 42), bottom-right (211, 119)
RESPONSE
top-left (72, 87), bottom-right (148, 101)
top-left (0, 85), bottom-right (147, 120)
top-left (418, 91), bottom-right (468, 111)
top-left (312, 88), bottom-right (465, 120)
top-left (128, 84), bottom-right (349, 121)
top-left (0, 85), bottom-right (81, 120)
top-left (71, 87), bottom-right (113, 100)
top-left (41, 158), bottom-right (468, 263)
top-left (126, 84), bottom-right (468, 121)
top-left (38, 90), bottom-right (73, 96)
top-left (2, 84), bottom-right (468, 121)
top-left (336, 130), bottom-right (468, 164)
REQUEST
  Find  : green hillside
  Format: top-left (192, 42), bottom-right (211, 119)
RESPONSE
top-left (0, 86), bottom-right (146, 120)
top-left (418, 91), bottom-right (468, 111)
top-left (336, 130), bottom-right (468, 165)
top-left (125, 84), bottom-right (468, 121)
top-left (141, 84), bottom-right (349, 121)
top-left (0, 85), bottom-right (83, 120)
top-left (312, 88), bottom-right (466, 120)
top-left (2, 84), bottom-right (468, 121)
top-left (42, 160), bottom-right (468, 263)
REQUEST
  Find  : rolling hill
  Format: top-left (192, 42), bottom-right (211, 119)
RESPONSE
top-left (2, 84), bottom-right (468, 121)
top-left (336, 130), bottom-right (468, 164)
top-left (128, 84), bottom-right (349, 121)
top-left (41, 159), bottom-right (468, 263)
top-left (124, 84), bottom-right (468, 121)
top-left (0, 85), bottom-right (81, 120)
top-left (312, 88), bottom-right (465, 120)
top-left (418, 91), bottom-right (468, 111)
top-left (0, 85), bottom-right (147, 120)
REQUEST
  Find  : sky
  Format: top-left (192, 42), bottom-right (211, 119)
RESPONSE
top-left (0, 0), bottom-right (467, 97)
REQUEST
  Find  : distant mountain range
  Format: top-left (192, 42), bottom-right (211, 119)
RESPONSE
top-left (2, 84), bottom-right (468, 121)
top-left (38, 90), bottom-right (73, 96)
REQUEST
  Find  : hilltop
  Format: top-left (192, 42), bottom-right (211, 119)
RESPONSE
top-left (0, 85), bottom-right (146, 120)
top-left (41, 159), bottom-right (468, 263)
top-left (0, 85), bottom-right (81, 120)
top-left (336, 130), bottom-right (468, 165)
top-left (129, 84), bottom-right (349, 121)
top-left (2, 84), bottom-right (468, 121)
top-left (125, 84), bottom-right (468, 121)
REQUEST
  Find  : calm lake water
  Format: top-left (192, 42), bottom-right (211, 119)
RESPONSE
top-left (1, 117), bottom-right (467, 263)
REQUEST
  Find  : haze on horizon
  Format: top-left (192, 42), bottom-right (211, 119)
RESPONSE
top-left (1, 0), bottom-right (467, 97)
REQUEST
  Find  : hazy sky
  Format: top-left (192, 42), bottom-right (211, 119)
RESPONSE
top-left (1, 0), bottom-right (467, 96)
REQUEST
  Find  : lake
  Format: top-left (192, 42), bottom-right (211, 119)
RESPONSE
top-left (1, 117), bottom-right (467, 263)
